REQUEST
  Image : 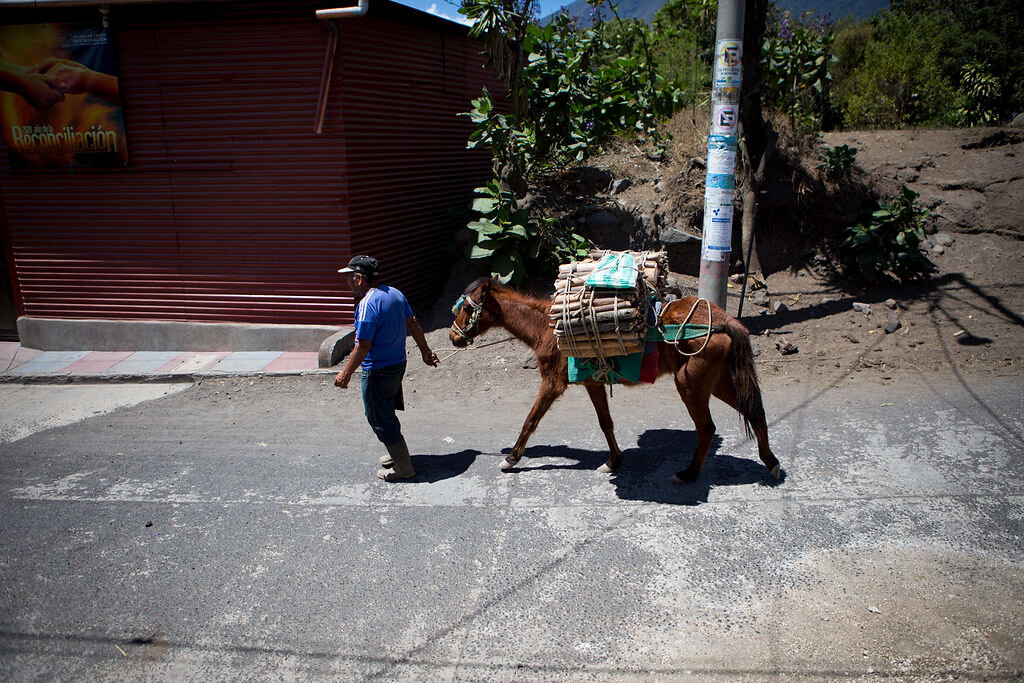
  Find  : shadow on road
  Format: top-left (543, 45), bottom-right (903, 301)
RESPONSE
top-left (500, 445), bottom-right (609, 471)
top-left (410, 449), bottom-right (481, 482)
top-left (614, 429), bottom-right (785, 505)
top-left (502, 428), bottom-right (784, 505)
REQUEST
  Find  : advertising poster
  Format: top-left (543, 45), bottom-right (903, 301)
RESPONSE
top-left (0, 21), bottom-right (129, 168)
top-left (702, 187), bottom-right (734, 258)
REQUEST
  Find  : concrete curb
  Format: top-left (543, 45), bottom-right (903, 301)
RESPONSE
top-left (318, 330), bottom-right (355, 368)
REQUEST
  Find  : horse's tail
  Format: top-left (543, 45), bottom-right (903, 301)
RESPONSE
top-left (723, 318), bottom-right (765, 440)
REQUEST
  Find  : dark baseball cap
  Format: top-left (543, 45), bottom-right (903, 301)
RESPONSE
top-left (337, 255), bottom-right (379, 278)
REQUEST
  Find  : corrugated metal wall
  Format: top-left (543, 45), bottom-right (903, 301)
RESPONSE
top-left (0, 0), bottom-right (500, 327)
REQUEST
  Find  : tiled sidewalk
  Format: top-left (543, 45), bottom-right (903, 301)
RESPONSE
top-left (0, 342), bottom-right (323, 379)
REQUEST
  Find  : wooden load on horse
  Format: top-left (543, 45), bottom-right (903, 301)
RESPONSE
top-left (550, 250), bottom-right (668, 359)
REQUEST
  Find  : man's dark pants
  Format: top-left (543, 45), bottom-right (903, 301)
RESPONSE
top-left (360, 361), bottom-right (406, 445)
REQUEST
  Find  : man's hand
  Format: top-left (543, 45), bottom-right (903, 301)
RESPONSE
top-left (407, 317), bottom-right (438, 368)
top-left (334, 338), bottom-right (371, 390)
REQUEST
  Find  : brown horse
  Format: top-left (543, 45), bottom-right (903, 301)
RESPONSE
top-left (449, 277), bottom-right (782, 483)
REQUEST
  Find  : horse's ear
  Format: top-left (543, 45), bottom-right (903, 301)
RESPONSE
top-left (463, 276), bottom-right (494, 296)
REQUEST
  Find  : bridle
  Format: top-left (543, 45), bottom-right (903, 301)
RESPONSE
top-left (449, 288), bottom-right (487, 344)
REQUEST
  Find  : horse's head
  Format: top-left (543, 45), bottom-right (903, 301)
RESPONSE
top-left (449, 277), bottom-right (496, 347)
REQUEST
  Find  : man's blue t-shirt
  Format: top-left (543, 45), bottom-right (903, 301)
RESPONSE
top-left (354, 286), bottom-right (414, 370)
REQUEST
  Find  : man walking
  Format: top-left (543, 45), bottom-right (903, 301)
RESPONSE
top-left (334, 255), bottom-right (439, 481)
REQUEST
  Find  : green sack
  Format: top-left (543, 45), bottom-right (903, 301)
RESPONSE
top-left (585, 253), bottom-right (638, 289)
top-left (568, 352), bottom-right (644, 383)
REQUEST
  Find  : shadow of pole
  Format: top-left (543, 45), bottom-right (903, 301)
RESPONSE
top-left (742, 272), bottom-right (1024, 335)
top-left (759, 272), bottom-right (1024, 453)
top-left (922, 297), bottom-right (1024, 449)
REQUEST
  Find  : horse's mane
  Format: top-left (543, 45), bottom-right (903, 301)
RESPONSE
top-left (463, 277), bottom-right (551, 312)
top-left (462, 276), bottom-right (493, 295)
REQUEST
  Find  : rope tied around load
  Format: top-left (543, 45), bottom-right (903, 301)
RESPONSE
top-left (550, 250), bottom-right (669, 387)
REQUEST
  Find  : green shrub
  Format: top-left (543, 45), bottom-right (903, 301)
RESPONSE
top-left (835, 3), bottom-right (1021, 128)
top-left (817, 144), bottom-right (857, 181)
top-left (464, 181), bottom-right (590, 285)
top-left (838, 10), bottom-right (962, 128)
top-left (762, 11), bottom-right (836, 131)
top-left (842, 185), bottom-right (935, 283)
top-left (459, 1), bottom-right (682, 284)
top-left (956, 61), bottom-right (1001, 126)
top-left (650, 0), bottom-right (714, 95)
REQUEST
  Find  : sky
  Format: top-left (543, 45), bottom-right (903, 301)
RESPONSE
top-left (392, 0), bottom-right (569, 26)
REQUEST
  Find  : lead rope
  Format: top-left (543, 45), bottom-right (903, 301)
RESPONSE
top-left (437, 334), bottom-right (516, 363)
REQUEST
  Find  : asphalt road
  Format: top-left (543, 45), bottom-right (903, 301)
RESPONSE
top-left (0, 370), bottom-right (1022, 680)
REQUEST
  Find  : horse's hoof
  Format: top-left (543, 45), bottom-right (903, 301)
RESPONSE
top-left (770, 464), bottom-right (781, 480)
top-left (500, 457), bottom-right (518, 471)
top-left (598, 463), bottom-right (615, 474)
top-left (670, 469), bottom-right (698, 484)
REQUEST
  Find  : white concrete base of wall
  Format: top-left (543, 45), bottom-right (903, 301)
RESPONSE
top-left (17, 317), bottom-right (347, 356)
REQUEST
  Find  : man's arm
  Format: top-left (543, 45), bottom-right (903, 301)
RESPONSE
top-left (407, 317), bottom-right (439, 367)
top-left (335, 338), bottom-right (372, 388)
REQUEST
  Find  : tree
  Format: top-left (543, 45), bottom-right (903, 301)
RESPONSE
top-left (461, 0), bottom-right (539, 196)
top-left (651, 0), bottom-right (716, 93)
top-left (458, 0), bottom-right (683, 284)
top-left (835, 0), bottom-right (1023, 127)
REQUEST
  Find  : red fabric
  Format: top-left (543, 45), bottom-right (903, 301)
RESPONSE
top-left (639, 346), bottom-right (660, 384)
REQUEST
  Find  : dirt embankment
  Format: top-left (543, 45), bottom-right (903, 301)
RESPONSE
top-left (422, 119), bottom-right (1024, 387)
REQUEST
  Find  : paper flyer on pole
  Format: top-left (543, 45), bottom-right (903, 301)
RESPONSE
top-left (705, 134), bottom-right (737, 189)
top-left (713, 40), bottom-right (742, 90)
top-left (702, 187), bottom-right (734, 256)
top-left (711, 103), bottom-right (739, 135)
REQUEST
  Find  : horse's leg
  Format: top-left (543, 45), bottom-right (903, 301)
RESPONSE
top-left (584, 384), bottom-right (623, 473)
top-left (672, 396), bottom-right (717, 483)
top-left (711, 375), bottom-right (782, 480)
top-left (501, 379), bottom-right (565, 471)
top-left (670, 364), bottom-right (717, 484)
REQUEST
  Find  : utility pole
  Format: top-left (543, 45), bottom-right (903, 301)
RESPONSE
top-left (697, 0), bottom-right (745, 310)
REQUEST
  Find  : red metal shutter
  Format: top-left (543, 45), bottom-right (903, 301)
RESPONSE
top-left (1, 1), bottom-right (501, 327)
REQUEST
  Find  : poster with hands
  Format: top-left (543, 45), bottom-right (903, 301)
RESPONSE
top-left (0, 21), bottom-right (129, 168)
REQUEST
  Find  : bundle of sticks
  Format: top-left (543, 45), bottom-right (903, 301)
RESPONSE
top-left (550, 250), bottom-right (668, 358)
